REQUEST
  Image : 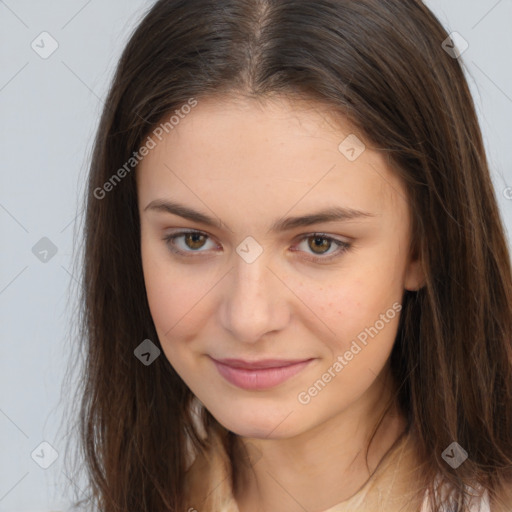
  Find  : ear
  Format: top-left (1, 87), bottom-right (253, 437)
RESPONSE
top-left (404, 250), bottom-right (426, 292)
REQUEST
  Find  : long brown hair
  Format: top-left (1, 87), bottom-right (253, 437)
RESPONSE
top-left (64, 0), bottom-right (512, 510)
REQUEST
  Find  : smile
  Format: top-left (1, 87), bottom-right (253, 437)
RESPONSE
top-left (210, 357), bottom-right (315, 390)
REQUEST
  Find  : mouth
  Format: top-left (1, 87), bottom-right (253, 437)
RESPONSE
top-left (210, 356), bottom-right (315, 390)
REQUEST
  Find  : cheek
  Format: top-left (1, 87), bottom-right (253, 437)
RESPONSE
top-left (307, 271), bottom-right (403, 357)
top-left (299, 279), bottom-right (402, 404)
top-left (140, 239), bottom-right (207, 344)
top-left (141, 260), bottom-right (210, 378)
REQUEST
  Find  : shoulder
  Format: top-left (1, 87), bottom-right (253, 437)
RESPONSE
top-left (420, 480), bottom-right (491, 512)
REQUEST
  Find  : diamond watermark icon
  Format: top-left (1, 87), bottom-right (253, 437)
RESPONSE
top-left (31, 441), bottom-right (59, 469)
top-left (134, 339), bottom-right (161, 366)
top-left (441, 441), bottom-right (468, 469)
top-left (442, 32), bottom-right (469, 59)
top-left (31, 31), bottom-right (59, 59)
top-left (236, 236), bottom-right (263, 264)
top-left (32, 237), bottom-right (58, 263)
top-left (338, 134), bottom-right (366, 161)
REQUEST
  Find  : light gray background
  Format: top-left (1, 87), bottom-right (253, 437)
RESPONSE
top-left (1, 1), bottom-right (511, 510)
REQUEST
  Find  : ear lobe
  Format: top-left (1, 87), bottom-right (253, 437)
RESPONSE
top-left (404, 256), bottom-right (426, 291)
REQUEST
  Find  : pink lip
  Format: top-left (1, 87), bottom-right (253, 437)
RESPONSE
top-left (211, 357), bottom-right (314, 390)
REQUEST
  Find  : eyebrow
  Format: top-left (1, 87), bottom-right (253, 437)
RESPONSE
top-left (144, 199), bottom-right (375, 233)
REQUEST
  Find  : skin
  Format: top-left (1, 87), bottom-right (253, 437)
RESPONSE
top-left (136, 94), bottom-right (425, 511)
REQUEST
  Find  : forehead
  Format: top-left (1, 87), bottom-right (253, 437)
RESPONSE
top-left (136, 95), bottom-right (407, 219)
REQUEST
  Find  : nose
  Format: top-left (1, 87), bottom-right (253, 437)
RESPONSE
top-left (219, 250), bottom-right (290, 344)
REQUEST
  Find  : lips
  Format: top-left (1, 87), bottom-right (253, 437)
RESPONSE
top-left (210, 356), bottom-right (314, 390)
top-left (213, 358), bottom-right (312, 369)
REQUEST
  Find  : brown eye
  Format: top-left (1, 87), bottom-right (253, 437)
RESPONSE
top-left (163, 230), bottom-right (218, 256)
top-left (292, 233), bottom-right (351, 263)
top-left (307, 236), bottom-right (332, 255)
top-left (183, 232), bottom-right (207, 250)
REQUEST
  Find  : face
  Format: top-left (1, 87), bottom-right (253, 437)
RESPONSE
top-left (136, 95), bottom-right (423, 440)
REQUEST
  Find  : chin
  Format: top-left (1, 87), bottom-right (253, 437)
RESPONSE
top-left (208, 402), bottom-right (303, 439)
top-left (223, 419), bottom-right (296, 439)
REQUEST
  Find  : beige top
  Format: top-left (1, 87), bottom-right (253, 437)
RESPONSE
top-left (184, 400), bottom-right (490, 512)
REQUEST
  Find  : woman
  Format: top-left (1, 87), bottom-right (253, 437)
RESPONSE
top-left (68, 0), bottom-right (512, 510)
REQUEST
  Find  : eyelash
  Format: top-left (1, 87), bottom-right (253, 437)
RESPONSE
top-left (162, 230), bottom-right (352, 263)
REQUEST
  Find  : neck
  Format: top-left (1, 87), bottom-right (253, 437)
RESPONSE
top-left (233, 369), bottom-right (409, 512)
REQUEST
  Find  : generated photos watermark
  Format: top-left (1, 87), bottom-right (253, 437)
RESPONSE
top-left (297, 302), bottom-right (402, 405)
